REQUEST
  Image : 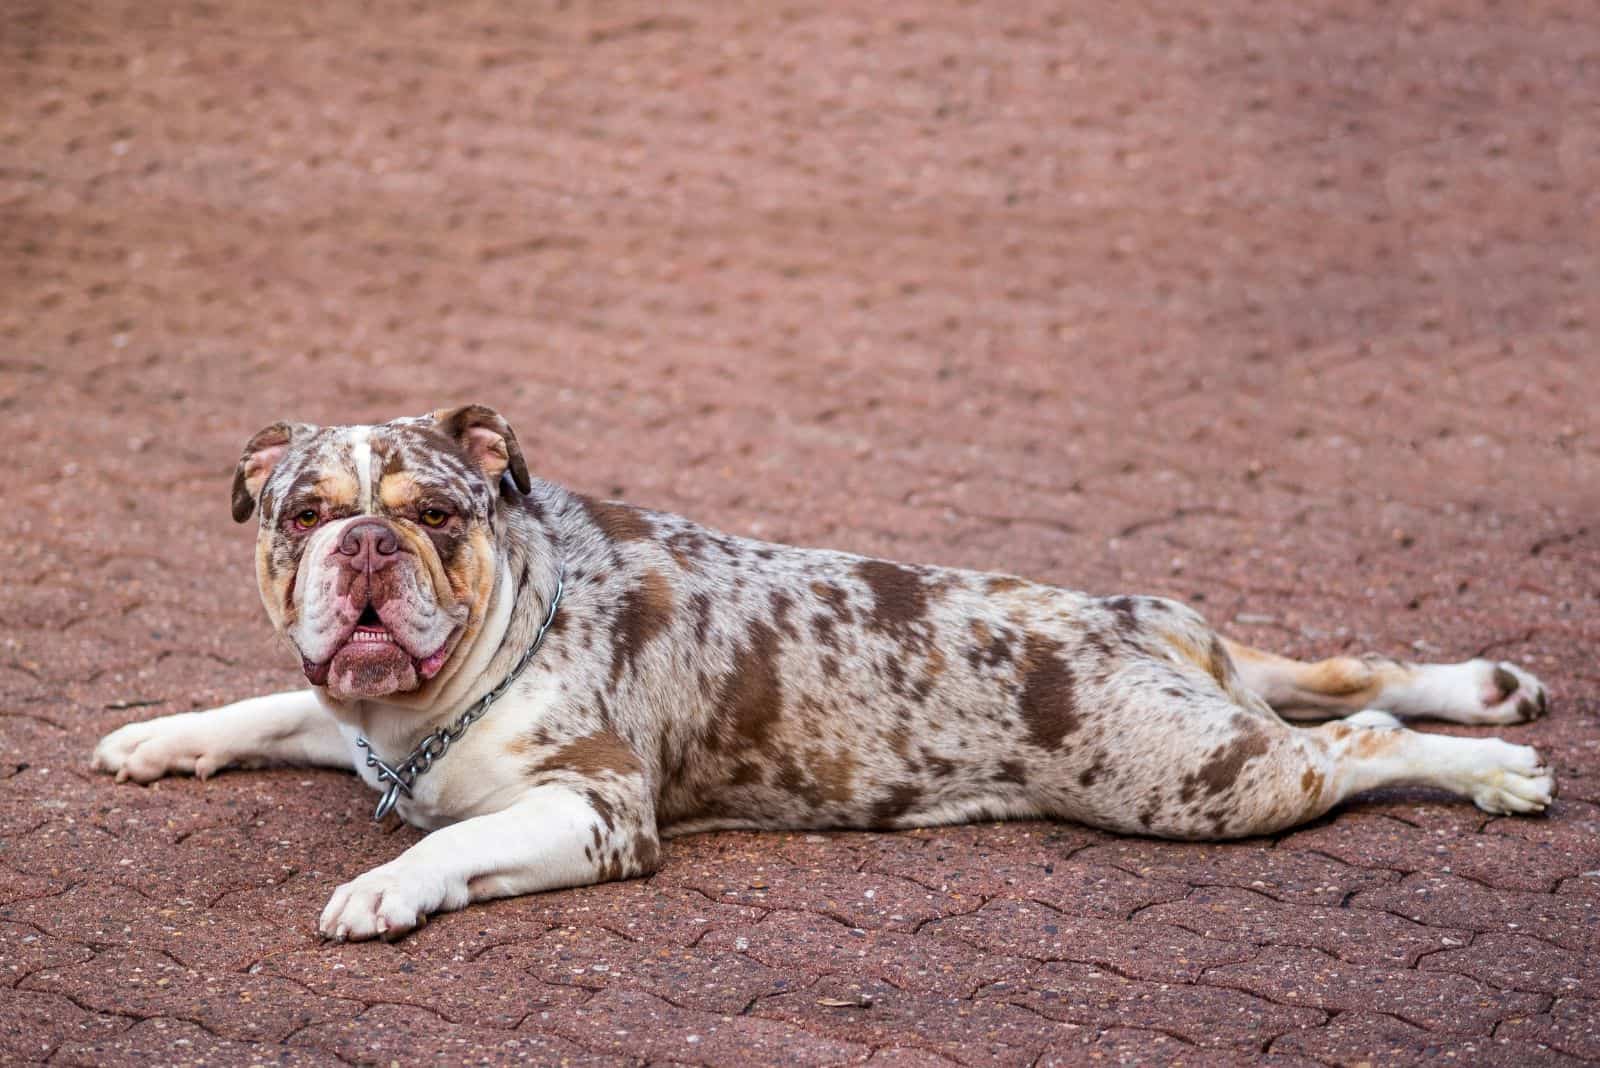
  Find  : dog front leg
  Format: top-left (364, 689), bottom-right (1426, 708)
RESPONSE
top-left (93, 689), bottom-right (348, 783)
top-left (318, 782), bottom-right (660, 941)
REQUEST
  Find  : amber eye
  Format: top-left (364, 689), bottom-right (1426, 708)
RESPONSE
top-left (293, 509), bottom-right (320, 530)
top-left (419, 508), bottom-right (449, 528)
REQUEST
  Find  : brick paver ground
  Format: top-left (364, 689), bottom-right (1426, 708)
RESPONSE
top-left (3, 1), bottom-right (1598, 1064)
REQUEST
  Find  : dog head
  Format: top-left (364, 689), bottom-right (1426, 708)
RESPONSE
top-left (230, 405), bottom-right (530, 702)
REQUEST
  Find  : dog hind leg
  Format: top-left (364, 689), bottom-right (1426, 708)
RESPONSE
top-left (1221, 639), bottom-right (1548, 725)
top-left (1055, 692), bottom-right (1554, 841)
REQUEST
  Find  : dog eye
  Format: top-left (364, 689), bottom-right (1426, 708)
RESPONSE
top-left (293, 509), bottom-right (320, 530)
top-left (419, 508), bottom-right (450, 528)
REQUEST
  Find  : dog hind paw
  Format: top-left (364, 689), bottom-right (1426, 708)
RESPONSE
top-left (1473, 660), bottom-right (1548, 724)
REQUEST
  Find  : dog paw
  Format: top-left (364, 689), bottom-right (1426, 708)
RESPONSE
top-left (1472, 660), bottom-right (1548, 724)
top-left (319, 867), bottom-right (446, 942)
top-left (92, 713), bottom-right (231, 784)
top-left (1403, 659), bottom-right (1550, 725)
top-left (1467, 740), bottom-right (1556, 816)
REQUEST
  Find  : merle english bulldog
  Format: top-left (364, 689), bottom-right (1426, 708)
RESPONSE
top-left (93, 405), bottom-right (1557, 941)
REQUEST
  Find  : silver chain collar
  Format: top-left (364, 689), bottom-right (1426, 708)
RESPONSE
top-left (356, 572), bottom-right (564, 821)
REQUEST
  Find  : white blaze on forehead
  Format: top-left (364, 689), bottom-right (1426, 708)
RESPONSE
top-left (350, 426), bottom-right (374, 512)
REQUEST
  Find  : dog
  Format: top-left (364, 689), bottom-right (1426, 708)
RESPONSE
top-left (93, 405), bottom-right (1557, 941)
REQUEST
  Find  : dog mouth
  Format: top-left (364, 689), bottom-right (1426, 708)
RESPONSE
top-left (301, 604), bottom-right (454, 692)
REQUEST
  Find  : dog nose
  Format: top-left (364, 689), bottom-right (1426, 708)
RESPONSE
top-left (337, 519), bottom-right (400, 571)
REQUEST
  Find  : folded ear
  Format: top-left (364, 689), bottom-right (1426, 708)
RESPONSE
top-left (430, 404), bottom-right (532, 495)
top-left (230, 422), bottom-right (312, 523)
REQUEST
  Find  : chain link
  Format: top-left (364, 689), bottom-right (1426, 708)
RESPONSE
top-left (358, 571), bottom-right (564, 821)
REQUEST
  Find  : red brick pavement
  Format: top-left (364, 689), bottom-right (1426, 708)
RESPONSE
top-left (3, 1), bottom-right (1598, 1064)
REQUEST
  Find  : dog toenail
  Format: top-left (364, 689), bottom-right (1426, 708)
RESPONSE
top-left (1492, 666), bottom-right (1518, 700)
top-left (1517, 697), bottom-right (1536, 721)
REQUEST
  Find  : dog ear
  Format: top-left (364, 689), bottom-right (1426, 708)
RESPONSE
top-left (231, 422), bottom-right (311, 523)
top-left (430, 404), bottom-right (532, 495)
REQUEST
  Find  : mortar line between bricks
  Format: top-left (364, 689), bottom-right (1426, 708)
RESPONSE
top-left (1, 922), bottom-right (97, 993)
top-left (1473, 628), bottom-right (1539, 659)
top-left (1265, 1026), bottom-right (1342, 1068)
top-left (1, 660), bottom-right (43, 681)
top-left (105, 878), bottom-right (184, 905)
top-left (0, 878), bottom-right (84, 909)
top-left (273, 1020), bottom-right (364, 1067)
top-left (1194, 958), bottom-right (1539, 1039)
top-left (1345, 841), bottom-right (1565, 893)
top-left (169, 1018), bottom-right (362, 1068)
top-left (1122, 908), bottom-right (1458, 971)
top-left (0, 710), bottom-right (68, 731)
top-left (0, 818), bottom-right (51, 841)
top-left (1289, 845), bottom-right (1411, 878)
top-left (1346, 900), bottom-right (1580, 954)
top-left (20, 984), bottom-right (218, 1047)
top-left (999, 995), bottom-right (1218, 1055)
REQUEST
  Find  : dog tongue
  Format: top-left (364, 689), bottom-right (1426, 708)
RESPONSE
top-left (418, 644), bottom-right (451, 679)
top-left (302, 656), bottom-right (331, 687)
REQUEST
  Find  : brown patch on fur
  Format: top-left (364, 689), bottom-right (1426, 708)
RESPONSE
top-left (665, 530), bottom-right (707, 572)
top-left (920, 747), bottom-right (957, 778)
top-left (378, 471), bottom-right (421, 511)
top-left (884, 655), bottom-right (908, 695)
top-left (870, 783), bottom-right (922, 826)
top-left (811, 748), bottom-right (857, 805)
top-left (631, 835), bottom-right (660, 873)
top-left (584, 788), bottom-right (617, 832)
top-left (1299, 658), bottom-right (1380, 698)
top-left (770, 589), bottom-right (798, 639)
top-left (855, 560), bottom-right (931, 640)
top-left (579, 495), bottom-right (656, 541)
top-left (986, 575), bottom-right (1026, 594)
top-left (1182, 716), bottom-right (1271, 801)
top-left (1018, 635), bottom-right (1080, 750)
top-left (1104, 596), bottom-right (1141, 636)
top-left (776, 759), bottom-right (805, 797)
top-left (1351, 730), bottom-right (1395, 759)
top-left (812, 581), bottom-right (853, 620)
top-left (1205, 636), bottom-right (1235, 688)
top-left (711, 620), bottom-right (784, 751)
top-left (689, 592), bottom-right (714, 644)
top-left (1300, 767), bottom-right (1323, 797)
top-left (995, 760), bottom-right (1028, 785)
top-left (967, 619), bottom-right (1014, 670)
top-left (886, 724), bottom-right (911, 758)
top-left (1078, 754), bottom-right (1107, 788)
top-left (315, 469), bottom-right (360, 510)
top-left (1161, 629), bottom-right (1236, 691)
top-left (1138, 790), bottom-right (1161, 829)
top-left (810, 582), bottom-right (853, 650)
top-left (609, 570), bottom-right (675, 684)
top-left (913, 645), bottom-right (948, 702)
top-left (531, 730), bottom-right (642, 781)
